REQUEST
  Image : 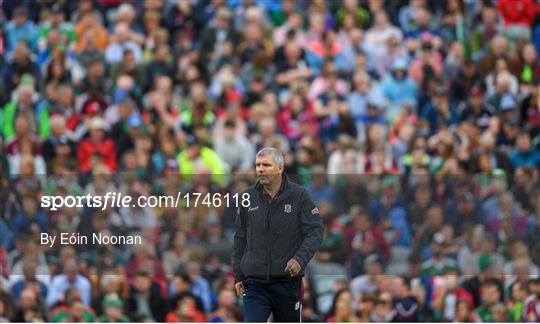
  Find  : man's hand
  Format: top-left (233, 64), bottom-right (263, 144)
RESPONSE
top-left (284, 259), bottom-right (301, 277)
top-left (235, 281), bottom-right (244, 299)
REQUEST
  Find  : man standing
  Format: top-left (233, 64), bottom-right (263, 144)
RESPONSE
top-left (233, 147), bottom-right (323, 322)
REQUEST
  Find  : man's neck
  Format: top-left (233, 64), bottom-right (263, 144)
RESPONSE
top-left (263, 175), bottom-right (283, 198)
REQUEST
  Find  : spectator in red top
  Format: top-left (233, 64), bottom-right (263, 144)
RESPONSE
top-left (77, 117), bottom-right (117, 173)
top-left (165, 292), bottom-right (206, 323)
top-left (277, 82), bottom-right (319, 142)
top-left (497, 0), bottom-right (536, 41)
top-left (497, 0), bottom-right (536, 27)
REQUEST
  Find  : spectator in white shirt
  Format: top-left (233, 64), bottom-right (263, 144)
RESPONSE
top-left (47, 258), bottom-right (91, 307)
top-left (105, 22), bottom-right (143, 65)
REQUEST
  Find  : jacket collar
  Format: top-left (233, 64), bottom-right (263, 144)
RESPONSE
top-left (255, 173), bottom-right (290, 200)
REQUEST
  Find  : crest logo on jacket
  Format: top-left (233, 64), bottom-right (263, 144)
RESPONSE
top-left (284, 204), bottom-right (292, 213)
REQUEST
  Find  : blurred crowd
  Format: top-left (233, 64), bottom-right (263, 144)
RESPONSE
top-left (1, 0), bottom-right (540, 322)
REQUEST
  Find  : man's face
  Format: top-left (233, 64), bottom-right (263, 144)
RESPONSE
top-left (394, 70), bottom-right (406, 80)
top-left (483, 8), bottom-right (496, 25)
top-left (517, 134), bottom-right (531, 152)
top-left (219, 290), bottom-right (235, 308)
top-left (88, 62), bottom-right (104, 78)
top-left (435, 94), bottom-right (447, 107)
top-left (23, 262), bottom-right (37, 278)
top-left (18, 88), bottom-right (34, 107)
top-left (115, 23), bottom-right (130, 42)
top-left (105, 307), bottom-right (122, 320)
top-left (52, 11), bottom-right (65, 24)
top-left (135, 275), bottom-right (151, 292)
top-left (289, 13), bottom-right (302, 29)
top-left (15, 13), bottom-right (27, 25)
top-left (217, 16), bottom-right (229, 29)
top-left (415, 189), bottom-right (430, 206)
top-left (431, 242), bottom-right (443, 257)
top-left (90, 128), bottom-right (104, 143)
top-left (482, 285), bottom-right (500, 306)
top-left (366, 261), bottom-right (382, 276)
top-left (256, 154), bottom-right (283, 186)
top-left (224, 126), bottom-right (235, 140)
top-left (70, 301), bottom-right (85, 320)
top-left (65, 264), bottom-right (78, 282)
top-left (470, 94), bottom-right (483, 108)
top-left (187, 144), bottom-right (201, 159)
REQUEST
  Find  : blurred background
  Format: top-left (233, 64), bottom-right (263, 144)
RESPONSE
top-left (0, 0), bottom-right (540, 322)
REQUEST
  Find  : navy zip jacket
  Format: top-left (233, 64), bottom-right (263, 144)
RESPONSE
top-left (233, 173), bottom-right (323, 283)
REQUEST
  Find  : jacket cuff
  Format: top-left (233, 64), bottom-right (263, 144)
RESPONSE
top-left (292, 256), bottom-right (305, 270)
top-left (234, 274), bottom-right (245, 283)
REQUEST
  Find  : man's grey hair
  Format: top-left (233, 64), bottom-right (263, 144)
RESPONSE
top-left (256, 147), bottom-right (284, 167)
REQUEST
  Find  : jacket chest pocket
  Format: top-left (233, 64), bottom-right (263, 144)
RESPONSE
top-left (271, 207), bottom-right (300, 237)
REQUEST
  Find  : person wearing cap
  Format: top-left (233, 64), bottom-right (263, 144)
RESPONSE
top-left (98, 293), bottom-right (129, 322)
top-left (498, 92), bottom-right (519, 114)
top-left (1, 75), bottom-right (49, 141)
top-left (358, 95), bottom-right (386, 126)
top-left (77, 117), bottom-right (117, 173)
top-left (459, 85), bottom-right (495, 131)
top-left (117, 112), bottom-right (144, 157)
top-left (421, 84), bottom-right (459, 136)
top-left (380, 57), bottom-right (418, 111)
top-left (177, 135), bottom-right (226, 186)
top-left (233, 147), bottom-right (323, 322)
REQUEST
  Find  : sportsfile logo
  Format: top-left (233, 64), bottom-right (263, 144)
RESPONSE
top-left (41, 192), bottom-right (251, 211)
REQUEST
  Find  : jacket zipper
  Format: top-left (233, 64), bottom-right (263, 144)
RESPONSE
top-left (266, 198), bottom-right (271, 282)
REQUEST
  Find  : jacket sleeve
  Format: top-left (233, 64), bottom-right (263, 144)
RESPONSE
top-left (293, 189), bottom-right (324, 270)
top-left (232, 204), bottom-right (247, 283)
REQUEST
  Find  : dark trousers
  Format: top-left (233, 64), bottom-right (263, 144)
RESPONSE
top-left (243, 277), bottom-right (303, 322)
